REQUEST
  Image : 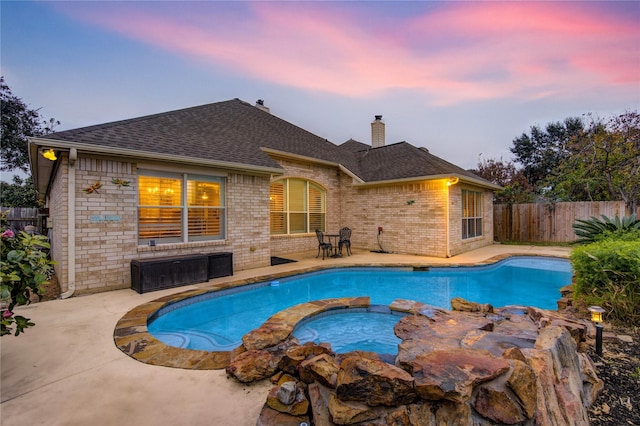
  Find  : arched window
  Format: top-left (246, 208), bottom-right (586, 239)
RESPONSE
top-left (270, 178), bottom-right (326, 234)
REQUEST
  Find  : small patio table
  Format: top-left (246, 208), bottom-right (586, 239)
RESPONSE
top-left (325, 234), bottom-right (342, 257)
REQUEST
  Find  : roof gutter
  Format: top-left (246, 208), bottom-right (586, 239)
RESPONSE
top-left (353, 173), bottom-right (503, 191)
top-left (29, 137), bottom-right (284, 175)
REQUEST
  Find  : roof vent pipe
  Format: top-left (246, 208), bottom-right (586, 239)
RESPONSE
top-left (371, 115), bottom-right (385, 148)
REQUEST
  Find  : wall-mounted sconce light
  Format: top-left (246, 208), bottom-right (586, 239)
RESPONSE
top-left (588, 305), bottom-right (605, 356)
top-left (41, 149), bottom-right (57, 161)
top-left (446, 177), bottom-right (459, 186)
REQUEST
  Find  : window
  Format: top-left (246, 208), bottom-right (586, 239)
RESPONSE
top-left (138, 171), bottom-right (225, 244)
top-left (462, 189), bottom-right (482, 239)
top-left (270, 178), bottom-right (325, 235)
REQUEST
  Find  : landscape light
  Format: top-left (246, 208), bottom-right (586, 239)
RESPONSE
top-left (588, 306), bottom-right (605, 357)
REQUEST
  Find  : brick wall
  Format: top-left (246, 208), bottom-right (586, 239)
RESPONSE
top-left (47, 151), bottom-right (494, 294)
top-left (47, 155), bottom-right (69, 291)
top-left (48, 154), bottom-right (272, 294)
top-left (267, 160), bottom-right (495, 259)
top-left (340, 178), bottom-right (449, 257)
top-left (73, 157), bottom-right (138, 292)
top-left (448, 185), bottom-right (495, 257)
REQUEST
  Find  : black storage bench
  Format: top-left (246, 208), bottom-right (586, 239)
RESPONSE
top-left (131, 254), bottom-right (208, 294)
top-left (207, 252), bottom-right (233, 279)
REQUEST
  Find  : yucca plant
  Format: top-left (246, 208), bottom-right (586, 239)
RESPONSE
top-left (572, 214), bottom-right (640, 244)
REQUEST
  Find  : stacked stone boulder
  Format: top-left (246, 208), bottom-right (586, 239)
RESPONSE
top-left (227, 298), bottom-right (603, 425)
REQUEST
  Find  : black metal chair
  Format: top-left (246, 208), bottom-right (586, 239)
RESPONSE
top-left (338, 227), bottom-right (352, 256)
top-left (315, 229), bottom-right (332, 260)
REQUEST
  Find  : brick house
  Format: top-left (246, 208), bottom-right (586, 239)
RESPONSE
top-left (28, 99), bottom-right (501, 296)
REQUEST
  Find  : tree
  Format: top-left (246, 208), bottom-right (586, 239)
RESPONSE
top-left (0, 76), bottom-right (59, 173)
top-left (510, 117), bottom-right (584, 191)
top-left (471, 156), bottom-right (534, 204)
top-left (544, 111), bottom-right (640, 209)
top-left (0, 176), bottom-right (40, 207)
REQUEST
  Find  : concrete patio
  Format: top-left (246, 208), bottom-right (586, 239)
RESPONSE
top-left (1, 244), bottom-right (571, 426)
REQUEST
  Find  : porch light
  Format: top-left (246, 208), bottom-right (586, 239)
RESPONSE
top-left (446, 177), bottom-right (459, 186)
top-left (42, 149), bottom-right (57, 161)
top-left (588, 306), bottom-right (605, 357)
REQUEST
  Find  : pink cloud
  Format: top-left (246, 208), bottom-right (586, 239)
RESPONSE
top-left (56, 1), bottom-right (639, 106)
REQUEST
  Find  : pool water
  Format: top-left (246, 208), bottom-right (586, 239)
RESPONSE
top-left (148, 256), bottom-right (572, 352)
top-left (293, 307), bottom-right (406, 354)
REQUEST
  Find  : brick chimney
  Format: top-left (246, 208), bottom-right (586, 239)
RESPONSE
top-left (371, 115), bottom-right (385, 148)
top-left (255, 99), bottom-right (270, 113)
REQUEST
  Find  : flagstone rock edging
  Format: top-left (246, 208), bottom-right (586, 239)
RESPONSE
top-left (235, 299), bottom-right (603, 426)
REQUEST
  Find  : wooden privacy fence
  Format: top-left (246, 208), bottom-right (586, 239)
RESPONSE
top-left (1, 207), bottom-right (40, 232)
top-left (494, 201), bottom-right (631, 243)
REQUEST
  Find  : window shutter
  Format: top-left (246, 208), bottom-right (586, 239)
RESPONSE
top-left (270, 181), bottom-right (286, 234)
top-left (308, 183), bottom-right (325, 232)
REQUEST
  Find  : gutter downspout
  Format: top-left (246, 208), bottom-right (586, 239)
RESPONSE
top-left (445, 181), bottom-right (451, 258)
top-left (60, 149), bottom-right (77, 298)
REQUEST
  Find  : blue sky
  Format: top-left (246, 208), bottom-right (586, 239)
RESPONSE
top-left (2, 1), bottom-right (638, 174)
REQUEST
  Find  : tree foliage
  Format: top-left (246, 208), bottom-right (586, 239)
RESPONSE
top-left (471, 156), bottom-right (534, 204)
top-left (0, 76), bottom-right (59, 173)
top-left (510, 117), bottom-right (584, 189)
top-left (0, 176), bottom-right (40, 208)
top-left (503, 111), bottom-right (639, 208)
top-left (544, 112), bottom-right (640, 209)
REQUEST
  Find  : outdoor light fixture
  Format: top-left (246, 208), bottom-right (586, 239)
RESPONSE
top-left (588, 306), bottom-right (605, 356)
top-left (42, 149), bottom-right (57, 161)
top-left (446, 177), bottom-right (459, 186)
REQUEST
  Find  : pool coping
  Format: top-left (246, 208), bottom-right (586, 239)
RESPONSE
top-left (113, 253), bottom-right (568, 370)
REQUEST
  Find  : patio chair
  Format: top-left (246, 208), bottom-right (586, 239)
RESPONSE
top-left (338, 227), bottom-right (352, 256)
top-left (315, 229), bottom-right (332, 260)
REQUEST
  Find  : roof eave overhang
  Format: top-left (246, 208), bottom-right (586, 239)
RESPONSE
top-left (261, 147), bottom-right (365, 183)
top-left (354, 173), bottom-right (503, 190)
top-left (29, 137), bottom-right (285, 198)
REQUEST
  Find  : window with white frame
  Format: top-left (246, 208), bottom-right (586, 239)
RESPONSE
top-left (270, 178), bottom-right (325, 234)
top-left (462, 189), bottom-right (482, 239)
top-left (138, 171), bottom-right (225, 244)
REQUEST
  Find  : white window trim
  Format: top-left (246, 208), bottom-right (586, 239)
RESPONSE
top-left (138, 170), bottom-right (226, 244)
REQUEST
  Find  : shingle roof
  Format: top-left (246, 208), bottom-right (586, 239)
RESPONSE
top-left (46, 98), bottom-right (356, 172)
top-left (339, 139), bottom-right (370, 153)
top-left (43, 98), bottom-right (495, 187)
top-left (352, 141), bottom-right (486, 183)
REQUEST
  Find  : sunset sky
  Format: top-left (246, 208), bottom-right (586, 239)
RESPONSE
top-left (2, 1), bottom-right (638, 172)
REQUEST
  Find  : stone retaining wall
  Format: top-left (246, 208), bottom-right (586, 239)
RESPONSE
top-left (227, 298), bottom-right (603, 426)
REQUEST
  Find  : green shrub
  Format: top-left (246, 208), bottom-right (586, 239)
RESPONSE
top-left (1, 228), bottom-right (55, 336)
top-left (571, 238), bottom-right (640, 325)
top-left (572, 214), bottom-right (640, 244)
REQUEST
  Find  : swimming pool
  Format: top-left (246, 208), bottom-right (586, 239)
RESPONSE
top-left (147, 256), bottom-right (572, 352)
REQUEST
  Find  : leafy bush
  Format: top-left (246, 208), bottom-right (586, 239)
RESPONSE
top-left (1, 227), bottom-right (55, 336)
top-left (571, 238), bottom-right (640, 325)
top-left (572, 214), bottom-right (640, 244)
